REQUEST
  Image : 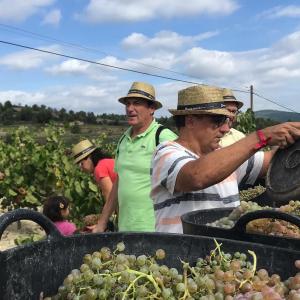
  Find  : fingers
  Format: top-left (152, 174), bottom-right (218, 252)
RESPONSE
top-left (267, 123), bottom-right (300, 148)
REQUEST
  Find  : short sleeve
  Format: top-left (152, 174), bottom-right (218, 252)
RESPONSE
top-left (94, 160), bottom-right (110, 182)
top-left (151, 142), bottom-right (195, 195)
top-left (158, 128), bottom-right (178, 144)
top-left (236, 151), bottom-right (264, 186)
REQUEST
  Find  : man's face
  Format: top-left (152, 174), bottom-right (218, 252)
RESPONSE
top-left (191, 114), bottom-right (231, 153)
top-left (124, 98), bottom-right (155, 128)
top-left (225, 102), bottom-right (239, 128)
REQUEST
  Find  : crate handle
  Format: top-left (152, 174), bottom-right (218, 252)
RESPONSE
top-left (0, 208), bottom-right (62, 243)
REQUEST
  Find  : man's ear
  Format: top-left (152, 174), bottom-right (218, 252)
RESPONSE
top-left (185, 115), bottom-right (194, 127)
top-left (149, 104), bottom-right (156, 116)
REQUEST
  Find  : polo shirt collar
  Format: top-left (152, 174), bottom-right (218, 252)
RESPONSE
top-left (125, 119), bottom-right (157, 139)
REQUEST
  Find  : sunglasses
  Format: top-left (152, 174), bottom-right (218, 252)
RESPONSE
top-left (210, 115), bottom-right (231, 127)
top-left (198, 114), bottom-right (230, 128)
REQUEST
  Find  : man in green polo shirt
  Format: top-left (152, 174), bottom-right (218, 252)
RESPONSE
top-left (93, 82), bottom-right (177, 232)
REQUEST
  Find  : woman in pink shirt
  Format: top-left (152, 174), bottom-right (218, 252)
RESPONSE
top-left (72, 140), bottom-right (117, 202)
top-left (43, 196), bottom-right (76, 236)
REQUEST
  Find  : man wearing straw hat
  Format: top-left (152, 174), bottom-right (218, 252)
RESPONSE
top-left (93, 82), bottom-right (177, 232)
top-left (219, 88), bottom-right (245, 147)
top-left (150, 84), bottom-right (300, 233)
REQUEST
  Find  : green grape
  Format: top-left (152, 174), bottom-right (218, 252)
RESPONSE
top-left (176, 282), bottom-right (186, 293)
top-left (162, 287), bottom-right (172, 298)
top-left (155, 248), bottom-right (166, 260)
top-left (136, 255), bottom-right (147, 266)
top-left (93, 274), bottom-right (104, 286)
top-left (116, 241), bottom-right (125, 252)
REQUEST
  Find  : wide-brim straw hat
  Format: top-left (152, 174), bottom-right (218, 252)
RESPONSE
top-left (118, 81), bottom-right (162, 110)
top-left (72, 139), bottom-right (96, 164)
top-left (222, 88), bottom-right (243, 109)
top-left (169, 85), bottom-right (233, 116)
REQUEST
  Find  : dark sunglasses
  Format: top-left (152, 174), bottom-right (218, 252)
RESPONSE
top-left (207, 115), bottom-right (230, 127)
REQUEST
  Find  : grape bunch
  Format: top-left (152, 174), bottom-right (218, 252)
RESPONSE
top-left (44, 241), bottom-right (300, 300)
top-left (239, 186), bottom-right (266, 202)
top-left (207, 199), bottom-right (300, 238)
top-left (279, 201), bottom-right (300, 217)
top-left (246, 200), bottom-right (300, 239)
top-left (207, 201), bottom-right (270, 229)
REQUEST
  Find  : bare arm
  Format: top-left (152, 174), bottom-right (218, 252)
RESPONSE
top-left (93, 177), bottom-right (118, 233)
top-left (97, 176), bottom-right (113, 203)
top-left (258, 146), bottom-right (279, 177)
top-left (175, 122), bottom-right (300, 193)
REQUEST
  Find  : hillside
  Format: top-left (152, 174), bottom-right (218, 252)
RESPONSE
top-left (254, 110), bottom-right (300, 122)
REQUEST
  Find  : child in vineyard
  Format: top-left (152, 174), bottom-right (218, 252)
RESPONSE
top-left (43, 195), bottom-right (77, 236)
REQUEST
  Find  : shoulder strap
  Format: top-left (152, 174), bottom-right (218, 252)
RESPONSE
top-left (115, 133), bottom-right (126, 157)
top-left (155, 125), bottom-right (167, 146)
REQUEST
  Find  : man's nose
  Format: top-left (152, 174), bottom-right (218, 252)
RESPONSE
top-left (126, 103), bottom-right (134, 111)
top-left (220, 122), bottom-right (230, 133)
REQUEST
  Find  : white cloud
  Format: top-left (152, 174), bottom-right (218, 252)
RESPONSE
top-left (0, 90), bottom-right (46, 105)
top-left (45, 58), bottom-right (118, 81)
top-left (42, 9), bottom-right (61, 26)
top-left (0, 0), bottom-right (54, 22)
top-left (260, 5), bottom-right (300, 19)
top-left (46, 59), bottom-right (90, 75)
top-left (122, 30), bottom-right (219, 53)
top-left (0, 45), bottom-right (61, 70)
top-left (77, 0), bottom-right (238, 23)
top-left (3, 28), bottom-right (300, 113)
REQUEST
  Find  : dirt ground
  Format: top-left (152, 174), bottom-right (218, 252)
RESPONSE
top-left (0, 211), bottom-right (45, 251)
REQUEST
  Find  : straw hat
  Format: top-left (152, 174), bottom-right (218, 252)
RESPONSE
top-left (169, 85), bottom-right (232, 116)
top-left (72, 139), bottom-right (96, 164)
top-left (222, 88), bottom-right (243, 109)
top-left (118, 81), bottom-right (162, 109)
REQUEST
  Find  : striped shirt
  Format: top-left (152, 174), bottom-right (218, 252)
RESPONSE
top-left (150, 141), bottom-right (264, 233)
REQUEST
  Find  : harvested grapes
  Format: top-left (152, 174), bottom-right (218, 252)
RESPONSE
top-left (46, 241), bottom-right (300, 300)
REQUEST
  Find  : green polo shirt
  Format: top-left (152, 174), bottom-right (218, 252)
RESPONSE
top-left (115, 119), bottom-right (177, 232)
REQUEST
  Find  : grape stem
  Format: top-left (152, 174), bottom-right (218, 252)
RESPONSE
top-left (238, 250), bottom-right (257, 289)
top-left (121, 268), bottom-right (161, 300)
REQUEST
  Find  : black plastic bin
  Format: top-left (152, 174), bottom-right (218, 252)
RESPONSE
top-left (182, 208), bottom-right (300, 250)
top-left (1, 209), bottom-right (300, 300)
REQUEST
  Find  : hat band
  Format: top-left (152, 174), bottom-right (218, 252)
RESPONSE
top-left (177, 101), bottom-right (226, 111)
top-left (128, 89), bottom-right (155, 100)
top-left (223, 95), bottom-right (237, 100)
top-left (73, 146), bottom-right (95, 160)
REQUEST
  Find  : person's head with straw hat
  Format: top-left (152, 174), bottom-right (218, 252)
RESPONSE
top-left (71, 139), bottom-right (117, 203)
top-left (222, 88), bottom-right (243, 128)
top-left (169, 84), bottom-right (234, 154)
top-left (118, 81), bottom-right (162, 137)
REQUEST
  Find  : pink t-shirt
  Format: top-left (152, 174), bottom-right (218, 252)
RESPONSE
top-left (55, 220), bottom-right (76, 236)
top-left (94, 158), bottom-right (117, 183)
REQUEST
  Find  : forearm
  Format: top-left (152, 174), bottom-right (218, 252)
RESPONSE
top-left (97, 179), bottom-right (118, 225)
top-left (177, 132), bottom-right (260, 192)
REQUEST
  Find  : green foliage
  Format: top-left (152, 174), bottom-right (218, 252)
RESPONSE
top-left (14, 233), bottom-right (44, 246)
top-left (235, 109), bottom-right (257, 134)
top-left (0, 102), bottom-right (126, 125)
top-left (70, 123), bottom-right (81, 134)
top-left (0, 124), bottom-right (115, 222)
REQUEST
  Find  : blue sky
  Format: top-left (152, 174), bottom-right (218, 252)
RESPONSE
top-left (1, 0), bottom-right (300, 116)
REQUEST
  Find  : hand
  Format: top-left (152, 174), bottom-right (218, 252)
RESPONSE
top-left (92, 222), bottom-right (107, 233)
top-left (263, 122), bottom-right (300, 149)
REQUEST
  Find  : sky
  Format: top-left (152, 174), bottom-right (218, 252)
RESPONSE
top-left (1, 0), bottom-right (300, 116)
